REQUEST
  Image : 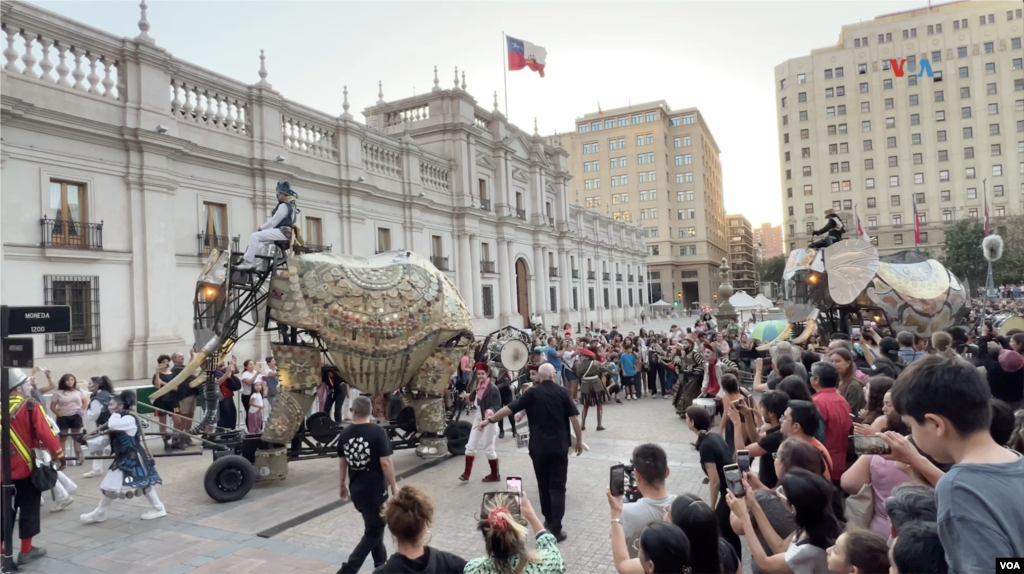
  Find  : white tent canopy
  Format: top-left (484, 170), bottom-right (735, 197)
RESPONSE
top-left (754, 294), bottom-right (774, 308)
top-left (729, 292), bottom-right (760, 310)
top-left (650, 299), bottom-right (673, 308)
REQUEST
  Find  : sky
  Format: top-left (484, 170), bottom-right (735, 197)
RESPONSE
top-left (33, 0), bottom-right (928, 226)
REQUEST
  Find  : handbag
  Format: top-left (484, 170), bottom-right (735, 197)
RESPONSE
top-left (844, 483), bottom-right (875, 529)
top-left (26, 401), bottom-right (59, 492)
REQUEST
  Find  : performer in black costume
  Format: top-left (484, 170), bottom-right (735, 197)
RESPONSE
top-left (808, 210), bottom-right (845, 249)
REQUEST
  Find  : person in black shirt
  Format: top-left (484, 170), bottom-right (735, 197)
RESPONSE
top-left (731, 390), bottom-right (789, 488)
top-left (686, 405), bottom-right (742, 559)
top-left (479, 363), bottom-right (582, 542)
top-left (338, 396), bottom-right (398, 574)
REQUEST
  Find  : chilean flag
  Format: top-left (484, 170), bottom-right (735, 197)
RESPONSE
top-left (913, 202), bottom-right (921, 245)
top-left (854, 205), bottom-right (870, 242)
top-left (507, 36), bottom-right (546, 77)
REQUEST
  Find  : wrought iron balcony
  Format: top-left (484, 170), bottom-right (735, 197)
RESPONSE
top-left (196, 233), bottom-right (239, 256)
top-left (639, 275), bottom-right (644, 283)
top-left (41, 218), bottom-right (103, 250)
top-left (515, 208), bottom-right (527, 220)
top-left (430, 256), bottom-right (450, 271)
top-left (603, 272), bottom-right (611, 281)
top-left (479, 198), bottom-right (491, 211)
top-left (549, 266), bottom-right (558, 278)
top-left (571, 269), bottom-right (580, 279)
top-left (587, 271), bottom-right (596, 280)
top-left (480, 260), bottom-right (496, 274)
top-left (628, 274), bottom-right (635, 282)
top-left (548, 216), bottom-right (555, 226)
top-left (616, 273), bottom-right (623, 281)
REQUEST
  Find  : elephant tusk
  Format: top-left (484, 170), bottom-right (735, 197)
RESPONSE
top-left (150, 336), bottom-right (221, 400)
top-left (755, 324), bottom-right (794, 352)
top-left (791, 320), bottom-right (817, 345)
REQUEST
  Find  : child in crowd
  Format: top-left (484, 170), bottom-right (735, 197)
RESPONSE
top-left (247, 380), bottom-right (265, 434)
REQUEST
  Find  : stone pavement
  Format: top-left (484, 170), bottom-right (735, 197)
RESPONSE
top-left (15, 391), bottom-right (751, 574)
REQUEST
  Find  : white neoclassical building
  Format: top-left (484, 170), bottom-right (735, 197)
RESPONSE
top-left (0, 1), bottom-right (647, 380)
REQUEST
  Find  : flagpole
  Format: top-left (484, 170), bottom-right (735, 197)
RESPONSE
top-left (502, 32), bottom-right (509, 117)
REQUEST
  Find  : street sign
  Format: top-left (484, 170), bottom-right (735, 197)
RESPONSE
top-left (1, 338), bottom-right (33, 369)
top-left (0, 305), bottom-right (72, 336)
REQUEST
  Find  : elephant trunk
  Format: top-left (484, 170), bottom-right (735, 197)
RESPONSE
top-left (149, 336), bottom-right (221, 401)
top-left (755, 324), bottom-right (793, 352)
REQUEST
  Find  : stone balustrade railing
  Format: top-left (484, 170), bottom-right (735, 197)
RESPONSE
top-left (170, 78), bottom-right (250, 135)
top-left (1, 11), bottom-right (125, 101)
top-left (419, 160), bottom-right (450, 193)
top-left (281, 100), bottom-right (338, 160)
top-left (384, 104), bottom-right (428, 128)
top-left (361, 131), bottom-right (403, 178)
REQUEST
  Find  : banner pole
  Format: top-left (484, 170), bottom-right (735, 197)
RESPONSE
top-left (502, 32), bottom-right (509, 118)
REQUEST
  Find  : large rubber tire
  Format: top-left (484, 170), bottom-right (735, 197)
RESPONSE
top-left (204, 454), bottom-right (255, 503)
top-left (444, 420), bottom-right (473, 456)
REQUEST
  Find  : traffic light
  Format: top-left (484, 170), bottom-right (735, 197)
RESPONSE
top-left (713, 293), bottom-right (718, 300)
top-left (676, 291), bottom-right (682, 299)
top-left (673, 301), bottom-right (679, 306)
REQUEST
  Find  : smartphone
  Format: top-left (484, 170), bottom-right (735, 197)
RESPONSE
top-left (736, 450), bottom-right (751, 473)
top-left (506, 476), bottom-right (522, 497)
top-left (731, 398), bottom-right (743, 409)
top-left (851, 435), bottom-right (892, 456)
top-left (851, 326), bottom-right (861, 339)
top-left (724, 463), bottom-right (745, 497)
top-left (609, 464), bottom-right (626, 497)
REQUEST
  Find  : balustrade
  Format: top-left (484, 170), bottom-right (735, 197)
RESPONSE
top-left (1, 23), bottom-right (123, 100)
top-left (282, 114), bottom-right (336, 159)
top-left (171, 80), bottom-right (249, 135)
top-left (362, 140), bottom-right (403, 178)
top-left (419, 161), bottom-right (450, 192)
top-left (385, 104), bottom-right (429, 127)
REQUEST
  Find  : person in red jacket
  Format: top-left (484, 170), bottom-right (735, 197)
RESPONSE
top-left (2, 368), bottom-right (65, 569)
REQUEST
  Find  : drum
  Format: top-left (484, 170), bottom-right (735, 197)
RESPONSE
top-left (992, 312), bottom-right (1024, 334)
top-left (692, 398), bottom-right (717, 418)
top-left (254, 445), bottom-right (288, 482)
top-left (494, 339), bottom-right (529, 371)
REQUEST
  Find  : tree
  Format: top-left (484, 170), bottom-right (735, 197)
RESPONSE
top-left (941, 219), bottom-right (986, 290)
top-left (756, 255), bottom-right (786, 286)
top-left (992, 215), bottom-right (1024, 286)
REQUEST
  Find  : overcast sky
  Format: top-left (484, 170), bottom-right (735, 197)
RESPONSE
top-left (34, 0), bottom-right (927, 226)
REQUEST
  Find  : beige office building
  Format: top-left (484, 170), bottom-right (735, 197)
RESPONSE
top-left (754, 222), bottom-right (785, 259)
top-left (562, 102), bottom-right (728, 309)
top-left (775, 1), bottom-right (1024, 254)
top-left (728, 214), bottom-right (757, 293)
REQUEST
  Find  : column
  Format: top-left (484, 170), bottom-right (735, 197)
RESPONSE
top-left (533, 243), bottom-right (547, 319)
top-left (594, 250), bottom-right (604, 327)
top-left (559, 248), bottom-right (571, 318)
top-left (497, 238), bottom-right (512, 320)
top-left (507, 240), bottom-right (518, 325)
top-left (469, 235), bottom-right (482, 318)
top-left (457, 233), bottom-right (474, 316)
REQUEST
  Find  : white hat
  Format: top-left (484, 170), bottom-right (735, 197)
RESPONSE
top-left (8, 368), bottom-right (29, 390)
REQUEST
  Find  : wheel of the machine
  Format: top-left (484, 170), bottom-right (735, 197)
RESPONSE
top-left (306, 412), bottom-right (339, 444)
top-left (204, 454), bottom-right (255, 503)
top-left (443, 420), bottom-right (473, 456)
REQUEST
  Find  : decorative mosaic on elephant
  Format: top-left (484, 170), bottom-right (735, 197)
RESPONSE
top-left (267, 250), bottom-right (473, 455)
top-left (262, 343), bottom-right (321, 445)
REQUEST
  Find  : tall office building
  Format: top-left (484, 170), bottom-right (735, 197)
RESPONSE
top-left (775, 1), bottom-right (1024, 254)
top-left (562, 102), bottom-right (728, 309)
top-left (754, 222), bottom-right (785, 258)
top-left (728, 214), bottom-right (757, 293)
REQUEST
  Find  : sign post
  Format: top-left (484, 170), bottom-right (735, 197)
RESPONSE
top-left (1, 305), bottom-right (70, 572)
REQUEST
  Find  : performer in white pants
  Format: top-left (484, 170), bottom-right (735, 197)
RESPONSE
top-left (458, 363), bottom-right (502, 483)
top-left (235, 181), bottom-right (299, 270)
top-left (81, 391), bottom-right (166, 523)
top-left (82, 376), bottom-right (114, 479)
top-left (39, 409), bottom-right (77, 512)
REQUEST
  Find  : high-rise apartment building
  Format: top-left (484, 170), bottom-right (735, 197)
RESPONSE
top-left (563, 102), bottom-right (728, 308)
top-left (754, 222), bottom-right (785, 258)
top-left (775, 1), bottom-right (1024, 254)
top-left (728, 214), bottom-right (757, 293)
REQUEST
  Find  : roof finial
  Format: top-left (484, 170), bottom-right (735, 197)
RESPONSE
top-left (460, 70), bottom-right (466, 91)
top-left (340, 85), bottom-right (352, 119)
top-left (432, 66), bottom-right (440, 92)
top-left (377, 80), bottom-right (384, 104)
top-left (454, 66), bottom-right (460, 90)
top-left (493, 91), bottom-right (499, 111)
top-left (256, 49), bottom-right (271, 88)
top-left (135, 0), bottom-right (154, 43)
top-left (533, 117), bottom-right (538, 135)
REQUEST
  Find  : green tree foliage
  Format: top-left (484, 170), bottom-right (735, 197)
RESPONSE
top-left (941, 220), bottom-right (986, 289)
top-left (992, 215), bottom-right (1024, 286)
top-left (756, 255), bottom-right (786, 285)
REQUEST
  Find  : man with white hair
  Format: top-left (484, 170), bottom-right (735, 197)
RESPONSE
top-left (480, 363), bottom-right (582, 543)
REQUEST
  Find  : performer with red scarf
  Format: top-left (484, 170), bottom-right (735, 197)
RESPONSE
top-left (459, 363), bottom-right (502, 482)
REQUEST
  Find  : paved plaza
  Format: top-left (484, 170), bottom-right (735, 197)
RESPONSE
top-left (16, 366), bottom-right (756, 574)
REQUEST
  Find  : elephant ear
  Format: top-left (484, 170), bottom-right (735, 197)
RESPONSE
top-left (823, 239), bottom-right (881, 305)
